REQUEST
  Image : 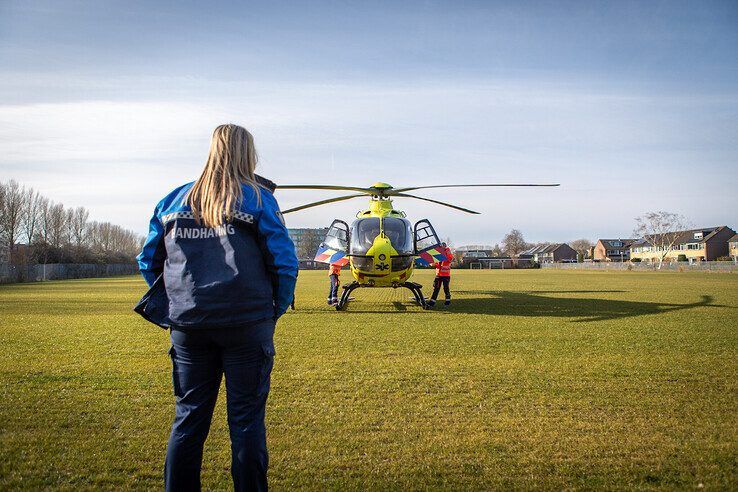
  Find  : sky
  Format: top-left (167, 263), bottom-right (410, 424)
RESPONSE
top-left (1, 0), bottom-right (736, 246)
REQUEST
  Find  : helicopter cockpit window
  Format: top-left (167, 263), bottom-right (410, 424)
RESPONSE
top-left (382, 218), bottom-right (413, 254)
top-left (350, 218), bottom-right (413, 256)
top-left (350, 218), bottom-right (381, 255)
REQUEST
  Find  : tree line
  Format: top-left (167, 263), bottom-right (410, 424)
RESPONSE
top-left (0, 179), bottom-right (143, 264)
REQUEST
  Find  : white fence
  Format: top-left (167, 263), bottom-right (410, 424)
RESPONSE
top-left (0, 263), bottom-right (139, 284)
top-left (541, 261), bottom-right (737, 272)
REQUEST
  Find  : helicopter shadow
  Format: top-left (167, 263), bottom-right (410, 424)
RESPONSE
top-left (443, 290), bottom-right (726, 323)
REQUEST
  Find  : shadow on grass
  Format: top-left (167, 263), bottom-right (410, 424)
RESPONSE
top-left (325, 290), bottom-right (727, 322)
top-left (444, 291), bottom-right (725, 322)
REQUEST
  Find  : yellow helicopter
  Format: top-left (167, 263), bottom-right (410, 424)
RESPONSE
top-left (277, 182), bottom-right (558, 310)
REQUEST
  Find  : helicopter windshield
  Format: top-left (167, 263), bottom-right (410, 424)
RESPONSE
top-left (351, 218), bottom-right (380, 255)
top-left (350, 217), bottom-right (413, 255)
top-left (383, 218), bottom-right (413, 254)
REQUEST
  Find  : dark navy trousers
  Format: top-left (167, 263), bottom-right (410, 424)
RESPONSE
top-left (430, 276), bottom-right (451, 301)
top-left (165, 319), bottom-right (275, 492)
top-left (328, 274), bottom-right (340, 302)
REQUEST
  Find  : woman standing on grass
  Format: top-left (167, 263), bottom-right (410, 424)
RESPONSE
top-left (137, 124), bottom-right (298, 491)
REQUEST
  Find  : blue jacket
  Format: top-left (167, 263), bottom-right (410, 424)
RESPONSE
top-left (136, 178), bottom-right (298, 328)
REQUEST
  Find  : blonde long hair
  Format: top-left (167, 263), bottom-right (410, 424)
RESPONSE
top-left (187, 124), bottom-right (262, 228)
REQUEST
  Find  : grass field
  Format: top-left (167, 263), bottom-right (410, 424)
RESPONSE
top-left (1, 270), bottom-right (736, 490)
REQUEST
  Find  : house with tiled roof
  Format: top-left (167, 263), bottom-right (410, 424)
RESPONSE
top-left (729, 234), bottom-right (738, 261)
top-left (522, 243), bottom-right (577, 263)
top-left (630, 226), bottom-right (736, 263)
top-left (593, 238), bottom-right (636, 262)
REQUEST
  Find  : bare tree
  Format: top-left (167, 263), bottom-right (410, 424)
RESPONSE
top-left (46, 202), bottom-right (68, 249)
top-left (69, 206), bottom-right (89, 249)
top-left (37, 197), bottom-right (52, 246)
top-left (3, 179), bottom-right (144, 265)
top-left (0, 180), bottom-right (25, 261)
top-left (570, 238), bottom-right (594, 259)
top-left (633, 211), bottom-right (690, 269)
top-left (22, 188), bottom-right (43, 245)
top-left (491, 243), bottom-right (503, 257)
top-left (0, 182), bottom-right (5, 259)
top-left (502, 229), bottom-right (528, 259)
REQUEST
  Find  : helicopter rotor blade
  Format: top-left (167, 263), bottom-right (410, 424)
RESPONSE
top-left (281, 193), bottom-right (367, 214)
top-left (389, 183), bottom-right (560, 194)
top-left (277, 184), bottom-right (374, 193)
top-left (392, 193), bottom-right (481, 214)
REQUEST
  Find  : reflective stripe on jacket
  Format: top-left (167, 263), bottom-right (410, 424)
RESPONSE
top-left (136, 180), bottom-right (298, 327)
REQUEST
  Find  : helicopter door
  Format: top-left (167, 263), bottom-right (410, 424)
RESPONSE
top-left (414, 219), bottom-right (449, 266)
top-left (314, 219), bottom-right (350, 266)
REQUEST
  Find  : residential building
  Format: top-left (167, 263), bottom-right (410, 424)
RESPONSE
top-left (538, 243), bottom-right (577, 263)
top-left (522, 243), bottom-right (577, 263)
top-left (520, 244), bottom-right (548, 262)
top-left (729, 234), bottom-right (738, 261)
top-left (593, 239), bottom-right (636, 262)
top-left (630, 226), bottom-right (736, 262)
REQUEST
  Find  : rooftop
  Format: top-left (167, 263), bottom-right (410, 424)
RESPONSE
top-left (632, 226), bottom-right (732, 246)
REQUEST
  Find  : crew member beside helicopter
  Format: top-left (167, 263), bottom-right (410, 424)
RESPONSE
top-left (327, 263), bottom-right (342, 305)
top-left (427, 243), bottom-right (453, 308)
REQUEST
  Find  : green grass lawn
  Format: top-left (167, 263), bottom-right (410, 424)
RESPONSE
top-left (1, 270), bottom-right (736, 490)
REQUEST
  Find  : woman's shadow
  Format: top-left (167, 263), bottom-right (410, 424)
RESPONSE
top-left (441, 290), bottom-right (724, 323)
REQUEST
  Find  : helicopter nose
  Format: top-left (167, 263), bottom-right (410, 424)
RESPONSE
top-left (371, 236), bottom-right (393, 272)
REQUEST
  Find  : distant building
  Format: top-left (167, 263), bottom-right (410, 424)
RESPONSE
top-left (520, 244), bottom-right (548, 262)
top-left (522, 243), bottom-right (577, 263)
top-left (459, 250), bottom-right (493, 260)
top-left (728, 234), bottom-right (738, 261)
top-left (538, 243), bottom-right (577, 263)
top-left (456, 245), bottom-right (496, 252)
top-left (630, 226), bottom-right (736, 262)
top-left (593, 239), bottom-right (636, 262)
top-left (458, 250), bottom-right (534, 269)
top-left (288, 227), bottom-right (329, 259)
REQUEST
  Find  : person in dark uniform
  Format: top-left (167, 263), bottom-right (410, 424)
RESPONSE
top-left (137, 124), bottom-right (298, 492)
top-left (327, 263), bottom-right (342, 305)
top-left (427, 243), bottom-right (453, 308)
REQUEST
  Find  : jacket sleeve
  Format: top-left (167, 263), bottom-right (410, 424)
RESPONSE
top-left (137, 205), bottom-right (166, 287)
top-left (257, 191), bottom-right (299, 319)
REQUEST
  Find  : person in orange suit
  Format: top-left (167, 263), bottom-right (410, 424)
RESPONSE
top-left (327, 263), bottom-right (342, 305)
top-left (427, 243), bottom-right (453, 308)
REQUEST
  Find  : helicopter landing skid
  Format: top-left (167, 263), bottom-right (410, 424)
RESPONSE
top-left (401, 281), bottom-right (429, 309)
top-left (336, 281), bottom-right (360, 310)
top-left (335, 281), bottom-right (429, 311)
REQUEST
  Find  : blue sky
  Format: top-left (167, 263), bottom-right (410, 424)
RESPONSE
top-left (1, 0), bottom-right (736, 245)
